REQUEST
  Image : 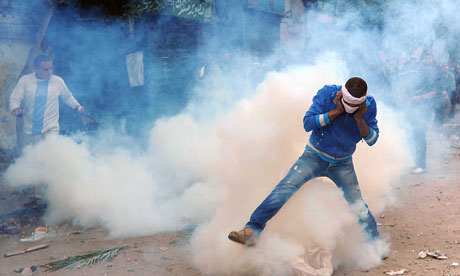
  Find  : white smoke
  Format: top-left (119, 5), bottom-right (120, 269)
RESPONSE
top-left (189, 61), bottom-right (407, 275)
top-left (4, 0), bottom-right (460, 274)
top-left (4, 59), bottom-right (408, 274)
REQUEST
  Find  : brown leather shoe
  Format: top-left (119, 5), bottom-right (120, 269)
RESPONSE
top-left (228, 227), bottom-right (256, 246)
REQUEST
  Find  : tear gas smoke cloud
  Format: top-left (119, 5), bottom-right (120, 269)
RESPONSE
top-left (4, 0), bottom-right (460, 274)
top-left (189, 62), bottom-right (405, 275)
top-left (4, 59), bottom-right (406, 273)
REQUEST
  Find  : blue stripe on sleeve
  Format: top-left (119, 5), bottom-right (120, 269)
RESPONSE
top-left (315, 115), bottom-right (321, 128)
top-left (364, 128), bottom-right (378, 146)
top-left (324, 113), bottom-right (330, 125)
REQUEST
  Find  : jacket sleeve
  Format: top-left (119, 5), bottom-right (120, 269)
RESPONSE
top-left (9, 76), bottom-right (26, 112)
top-left (303, 87), bottom-right (333, 132)
top-left (363, 101), bottom-right (379, 146)
top-left (58, 77), bottom-right (80, 109)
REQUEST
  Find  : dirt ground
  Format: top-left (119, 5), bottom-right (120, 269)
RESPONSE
top-left (0, 120), bottom-right (459, 276)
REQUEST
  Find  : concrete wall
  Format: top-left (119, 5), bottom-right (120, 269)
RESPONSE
top-left (0, 40), bottom-right (31, 149)
top-left (0, 1), bottom-right (40, 149)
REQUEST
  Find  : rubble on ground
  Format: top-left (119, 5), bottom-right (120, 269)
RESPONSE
top-left (417, 250), bottom-right (448, 260)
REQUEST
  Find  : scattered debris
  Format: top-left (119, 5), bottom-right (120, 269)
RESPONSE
top-left (418, 251), bottom-right (427, 259)
top-left (20, 226), bottom-right (48, 242)
top-left (4, 244), bottom-right (49, 257)
top-left (20, 267), bottom-right (33, 276)
top-left (417, 250), bottom-right (447, 260)
top-left (14, 266), bottom-right (37, 274)
top-left (5, 225), bottom-right (20, 235)
top-left (377, 223), bottom-right (395, 227)
top-left (384, 269), bottom-right (408, 275)
top-left (0, 196), bottom-right (47, 238)
top-left (44, 246), bottom-right (127, 271)
top-left (291, 248), bottom-right (333, 276)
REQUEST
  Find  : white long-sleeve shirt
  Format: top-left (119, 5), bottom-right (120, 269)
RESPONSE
top-left (9, 73), bottom-right (80, 135)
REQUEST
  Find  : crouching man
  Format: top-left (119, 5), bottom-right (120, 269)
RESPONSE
top-left (229, 77), bottom-right (380, 246)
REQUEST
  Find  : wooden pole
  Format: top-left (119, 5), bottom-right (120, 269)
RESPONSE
top-left (18, 3), bottom-right (56, 79)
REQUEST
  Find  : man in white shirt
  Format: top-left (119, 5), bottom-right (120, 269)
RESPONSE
top-left (9, 55), bottom-right (84, 148)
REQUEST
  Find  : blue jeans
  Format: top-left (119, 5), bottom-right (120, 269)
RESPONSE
top-left (246, 150), bottom-right (379, 240)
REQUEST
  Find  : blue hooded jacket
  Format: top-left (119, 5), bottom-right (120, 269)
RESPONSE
top-left (303, 85), bottom-right (379, 163)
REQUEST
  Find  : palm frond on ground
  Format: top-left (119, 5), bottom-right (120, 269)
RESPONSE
top-left (43, 246), bottom-right (127, 271)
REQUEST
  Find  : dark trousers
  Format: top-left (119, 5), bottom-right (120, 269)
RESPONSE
top-left (408, 105), bottom-right (432, 169)
top-left (449, 89), bottom-right (459, 119)
top-left (411, 123), bottom-right (428, 169)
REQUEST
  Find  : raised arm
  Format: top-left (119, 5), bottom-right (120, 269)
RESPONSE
top-left (354, 100), bottom-right (379, 146)
top-left (303, 88), bottom-right (344, 132)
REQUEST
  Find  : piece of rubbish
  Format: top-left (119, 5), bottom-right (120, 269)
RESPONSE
top-left (417, 250), bottom-right (447, 260)
top-left (14, 266), bottom-right (37, 273)
top-left (6, 226), bottom-right (20, 235)
top-left (418, 251), bottom-right (427, 259)
top-left (384, 269), bottom-right (408, 275)
top-left (428, 250), bottom-right (447, 259)
top-left (452, 262), bottom-right (459, 267)
top-left (4, 244), bottom-right (49, 257)
top-left (20, 267), bottom-right (32, 276)
top-left (290, 247), bottom-right (333, 276)
top-left (44, 246), bottom-right (127, 271)
top-left (35, 226), bottom-right (47, 232)
top-left (20, 227), bottom-right (48, 242)
top-left (377, 223), bottom-right (395, 227)
top-left (0, 223), bottom-right (7, 232)
top-left (159, 247), bottom-right (168, 251)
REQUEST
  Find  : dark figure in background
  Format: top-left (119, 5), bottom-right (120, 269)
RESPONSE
top-left (434, 64), bottom-right (456, 124)
top-left (384, 59), bottom-right (400, 106)
top-left (396, 57), bottom-right (418, 107)
top-left (228, 77), bottom-right (380, 246)
top-left (452, 64), bottom-right (460, 120)
top-left (400, 54), bottom-right (439, 174)
top-left (247, 55), bottom-right (268, 87)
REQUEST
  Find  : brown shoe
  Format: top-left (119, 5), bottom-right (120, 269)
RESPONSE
top-left (228, 227), bottom-right (256, 246)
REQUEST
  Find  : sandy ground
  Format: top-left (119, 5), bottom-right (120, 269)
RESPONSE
top-left (0, 123), bottom-right (459, 276)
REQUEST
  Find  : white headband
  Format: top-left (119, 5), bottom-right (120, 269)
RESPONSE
top-left (341, 84), bottom-right (367, 104)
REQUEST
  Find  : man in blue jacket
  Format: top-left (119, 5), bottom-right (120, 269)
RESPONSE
top-left (228, 77), bottom-right (379, 246)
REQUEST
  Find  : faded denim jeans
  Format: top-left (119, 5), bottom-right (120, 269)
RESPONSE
top-left (246, 150), bottom-right (379, 240)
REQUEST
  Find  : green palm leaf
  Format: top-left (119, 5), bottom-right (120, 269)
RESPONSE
top-left (43, 246), bottom-right (127, 271)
